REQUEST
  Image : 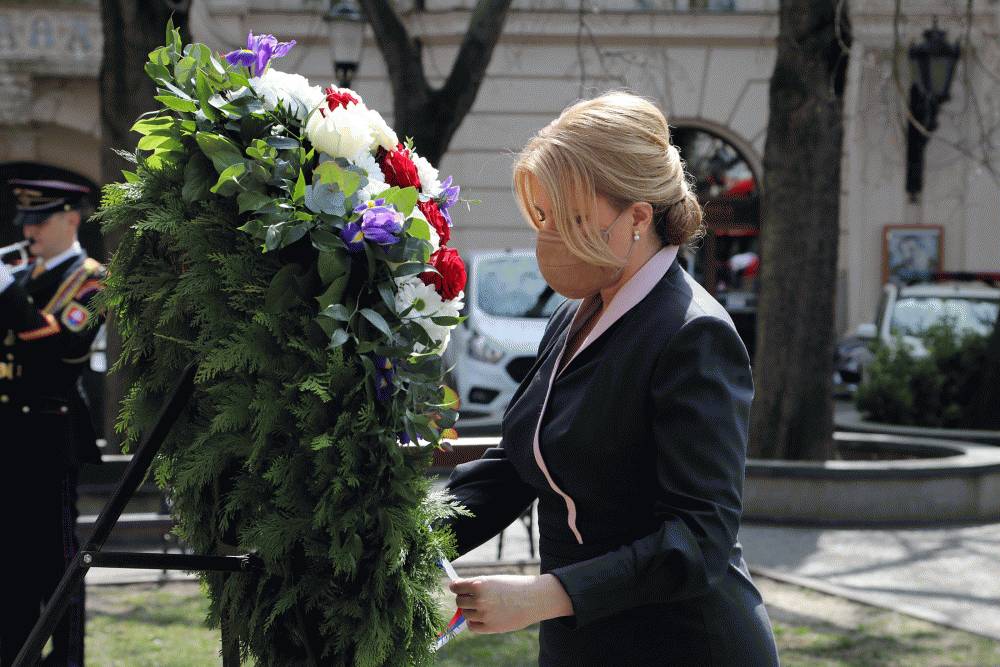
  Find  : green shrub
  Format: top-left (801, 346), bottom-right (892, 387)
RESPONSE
top-left (856, 320), bottom-right (990, 428)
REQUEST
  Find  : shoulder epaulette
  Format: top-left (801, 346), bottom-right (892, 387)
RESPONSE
top-left (43, 258), bottom-right (104, 314)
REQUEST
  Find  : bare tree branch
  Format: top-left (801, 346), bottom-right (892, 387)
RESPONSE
top-left (357, 0), bottom-right (428, 101)
top-left (960, 0), bottom-right (998, 179)
top-left (358, 0), bottom-right (514, 162)
top-left (576, 0), bottom-right (611, 97)
top-left (440, 0), bottom-right (514, 101)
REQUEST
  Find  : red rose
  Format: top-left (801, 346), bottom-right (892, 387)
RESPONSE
top-left (417, 199), bottom-right (450, 246)
top-left (324, 86), bottom-right (360, 111)
top-left (420, 247), bottom-right (466, 301)
top-left (377, 144), bottom-right (421, 190)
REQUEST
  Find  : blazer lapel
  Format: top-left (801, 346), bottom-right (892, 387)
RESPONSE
top-left (530, 314), bottom-right (586, 544)
top-left (556, 246), bottom-right (681, 379)
top-left (504, 302), bottom-right (580, 426)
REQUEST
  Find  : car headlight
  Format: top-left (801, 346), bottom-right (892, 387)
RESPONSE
top-left (469, 332), bottom-right (505, 364)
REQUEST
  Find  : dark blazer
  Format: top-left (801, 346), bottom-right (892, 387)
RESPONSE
top-left (446, 252), bottom-right (780, 666)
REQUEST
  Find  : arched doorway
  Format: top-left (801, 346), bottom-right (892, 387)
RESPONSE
top-left (672, 126), bottom-right (761, 357)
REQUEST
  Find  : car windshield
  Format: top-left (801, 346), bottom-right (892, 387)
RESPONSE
top-left (476, 255), bottom-right (561, 318)
top-left (889, 296), bottom-right (999, 338)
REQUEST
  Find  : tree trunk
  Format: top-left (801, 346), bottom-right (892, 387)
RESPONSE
top-left (748, 0), bottom-right (851, 460)
top-left (99, 1), bottom-right (188, 451)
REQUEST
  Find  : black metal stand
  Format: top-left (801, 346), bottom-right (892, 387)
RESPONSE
top-left (13, 363), bottom-right (260, 667)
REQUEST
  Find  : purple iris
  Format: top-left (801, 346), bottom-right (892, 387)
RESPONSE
top-left (374, 355), bottom-right (395, 402)
top-left (225, 32), bottom-right (296, 77)
top-left (340, 222), bottom-right (365, 254)
top-left (437, 175), bottom-right (460, 226)
top-left (341, 199), bottom-right (403, 253)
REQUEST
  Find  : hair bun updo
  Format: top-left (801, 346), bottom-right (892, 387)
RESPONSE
top-left (654, 184), bottom-right (704, 248)
top-left (514, 91), bottom-right (706, 266)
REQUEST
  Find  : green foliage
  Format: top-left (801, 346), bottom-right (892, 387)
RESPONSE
top-left (856, 319), bottom-right (991, 428)
top-left (94, 23), bottom-right (465, 666)
top-left (98, 153), bottom-right (459, 666)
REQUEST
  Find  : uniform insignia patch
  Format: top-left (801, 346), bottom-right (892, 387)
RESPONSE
top-left (61, 301), bottom-right (90, 332)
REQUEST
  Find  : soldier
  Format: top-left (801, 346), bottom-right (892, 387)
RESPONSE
top-left (0, 179), bottom-right (105, 666)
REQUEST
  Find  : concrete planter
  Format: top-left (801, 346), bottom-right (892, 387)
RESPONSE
top-left (834, 402), bottom-right (1000, 446)
top-left (436, 433), bottom-right (1000, 526)
top-left (745, 433), bottom-right (1000, 525)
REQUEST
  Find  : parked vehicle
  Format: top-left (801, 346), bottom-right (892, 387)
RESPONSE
top-left (444, 249), bottom-right (563, 430)
top-left (834, 273), bottom-right (1000, 396)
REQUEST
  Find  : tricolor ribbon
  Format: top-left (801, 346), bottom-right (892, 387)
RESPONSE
top-left (434, 557), bottom-right (468, 651)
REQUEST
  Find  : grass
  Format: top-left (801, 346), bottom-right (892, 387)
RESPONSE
top-left (769, 607), bottom-right (1000, 666)
top-left (83, 579), bottom-right (1000, 666)
top-left (435, 626), bottom-right (540, 667)
top-left (86, 583), bottom-right (220, 667)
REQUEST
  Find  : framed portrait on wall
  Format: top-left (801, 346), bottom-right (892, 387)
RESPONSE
top-left (882, 224), bottom-right (943, 284)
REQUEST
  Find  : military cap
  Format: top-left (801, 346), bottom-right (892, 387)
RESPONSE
top-left (8, 179), bottom-right (92, 227)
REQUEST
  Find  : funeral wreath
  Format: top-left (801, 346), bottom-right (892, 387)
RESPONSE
top-left (97, 23), bottom-right (469, 665)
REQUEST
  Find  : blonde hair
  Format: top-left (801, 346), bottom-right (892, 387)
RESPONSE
top-left (513, 91), bottom-right (704, 267)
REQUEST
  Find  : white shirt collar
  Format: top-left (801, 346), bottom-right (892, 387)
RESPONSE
top-left (41, 240), bottom-right (83, 270)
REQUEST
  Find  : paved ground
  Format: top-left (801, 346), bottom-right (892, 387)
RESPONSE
top-left (739, 522), bottom-right (1000, 640)
top-left (450, 513), bottom-right (1000, 641)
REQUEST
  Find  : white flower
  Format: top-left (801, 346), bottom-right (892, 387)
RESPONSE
top-left (305, 105), bottom-right (374, 160)
top-left (249, 69), bottom-right (325, 123)
top-left (351, 149), bottom-right (383, 180)
top-left (409, 207), bottom-right (441, 254)
top-left (349, 149), bottom-right (386, 197)
top-left (315, 87), bottom-right (397, 154)
top-left (410, 152), bottom-right (441, 197)
top-left (357, 179), bottom-right (391, 203)
top-left (394, 277), bottom-right (462, 354)
top-left (367, 109), bottom-right (399, 153)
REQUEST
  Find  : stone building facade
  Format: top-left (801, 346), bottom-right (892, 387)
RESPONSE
top-left (1, 0), bottom-right (997, 337)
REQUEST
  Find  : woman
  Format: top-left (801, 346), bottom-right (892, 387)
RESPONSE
top-left (444, 92), bottom-right (779, 665)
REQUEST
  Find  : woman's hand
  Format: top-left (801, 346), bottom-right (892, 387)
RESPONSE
top-left (448, 573), bottom-right (574, 634)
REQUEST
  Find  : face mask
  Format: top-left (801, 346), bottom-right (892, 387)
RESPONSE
top-left (535, 210), bottom-right (633, 299)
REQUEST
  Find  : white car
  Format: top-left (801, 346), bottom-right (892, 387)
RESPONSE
top-left (445, 249), bottom-right (564, 430)
top-left (834, 274), bottom-right (1000, 395)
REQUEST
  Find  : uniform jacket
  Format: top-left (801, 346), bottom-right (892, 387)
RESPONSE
top-left (0, 252), bottom-right (105, 467)
top-left (446, 246), bottom-right (779, 665)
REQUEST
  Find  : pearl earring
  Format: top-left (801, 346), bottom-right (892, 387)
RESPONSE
top-left (633, 231), bottom-right (640, 241)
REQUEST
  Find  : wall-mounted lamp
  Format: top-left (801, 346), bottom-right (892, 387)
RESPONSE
top-left (906, 18), bottom-right (960, 201)
top-left (325, 0), bottom-right (365, 89)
